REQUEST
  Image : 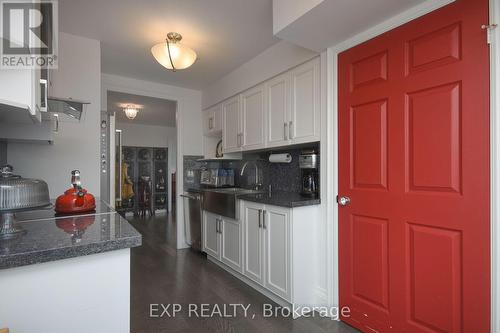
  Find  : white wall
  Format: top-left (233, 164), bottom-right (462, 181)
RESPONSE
top-left (272, 0), bottom-right (324, 34)
top-left (7, 32), bottom-right (101, 197)
top-left (102, 73), bottom-right (202, 249)
top-left (116, 122), bottom-right (177, 212)
top-left (202, 40), bottom-right (317, 109)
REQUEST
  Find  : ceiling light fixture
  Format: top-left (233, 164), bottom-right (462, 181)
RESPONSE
top-left (124, 105), bottom-right (138, 120)
top-left (151, 32), bottom-right (197, 71)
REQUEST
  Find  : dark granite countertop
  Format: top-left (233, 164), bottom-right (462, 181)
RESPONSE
top-left (237, 191), bottom-right (320, 208)
top-left (0, 206), bottom-right (142, 270)
top-left (14, 198), bottom-right (115, 222)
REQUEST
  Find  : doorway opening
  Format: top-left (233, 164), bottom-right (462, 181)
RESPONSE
top-left (105, 90), bottom-right (178, 240)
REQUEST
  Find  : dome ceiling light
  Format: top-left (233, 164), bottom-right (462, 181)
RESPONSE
top-left (151, 32), bottom-right (197, 71)
top-left (123, 105), bottom-right (139, 120)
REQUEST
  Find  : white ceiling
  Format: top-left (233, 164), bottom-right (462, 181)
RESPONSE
top-left (108, 91), bottom-right (177, 127)
top-left (59, 0), bottom-right (279, 90)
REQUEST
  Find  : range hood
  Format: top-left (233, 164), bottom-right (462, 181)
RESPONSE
top-left (47, 96), bottom-right (90, 120)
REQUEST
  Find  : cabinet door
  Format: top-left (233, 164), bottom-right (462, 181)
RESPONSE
top-left (289, 57), bottom-right (320, 144)
top-left (266, 73), bottom-right (290, 148)
top-left (212, 105), bottom-right (222, 132)
top-left (202, 109), bottom-right (213, 135)
top-left (222, 96), bottom-right (241, 153)
top-left (243, 202), bottom-right (264, 285)
top-left (203, 212), bottom-right (220, 259)
top-left (220, 217), bottom-right (243, 273)
top-left (241, 84), bottom-right (266, 150)
top-left (263, 206), bottom-right (291, 301)
top-left (203, 104), bottom-right (223, 136)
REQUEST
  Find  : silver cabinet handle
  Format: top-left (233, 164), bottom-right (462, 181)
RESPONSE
top-left (218, 219), bottom-right (223, 234)
top-left (216, 218), bottom-right (220, 233)
top-left (289, 121), bottom-right (293, 139)
top-left (53, 113), bottom-right (59, 133)
top-left (209, 117), bottom-right (213, 130)
top-left (337, 196), bottom-right (351, 206)
top-left (238, 133), bottom-right (243, 147)
top-left (116, 130), bottom-right (123, 204)
top-left (284, 123), bottom-right (288, 140)
top-left (39, 78), bottom-right (48, 112)
top-left (258, 209), bottom-right (262, 228)
top-left (262, 210), bottom-right (266, 229)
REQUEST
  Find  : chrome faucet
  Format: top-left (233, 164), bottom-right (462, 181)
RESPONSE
top-left (240, 160), bottom-right (262, 190)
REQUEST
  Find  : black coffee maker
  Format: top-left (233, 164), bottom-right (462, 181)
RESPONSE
top-left (299, 150), bottom-right (319, 197)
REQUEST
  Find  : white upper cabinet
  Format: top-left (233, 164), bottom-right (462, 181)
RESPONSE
top-left (241, 84), bottom-right (266, 150)
top-left (0, 69), bottom-right (42, 122)
top-left (218, 57), bottom-right (320, 152)
top-left (266, 72), bottom-right (290, 148)
top-left (289, 57), bottom-right (320, 144)
top-left (222, 95), bottom-right (241, 153)
top-left (203, 104), bottom-right (222, 136)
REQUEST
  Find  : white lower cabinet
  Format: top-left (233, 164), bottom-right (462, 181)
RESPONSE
top-left (242, 202), bottom-right (291, 301)
top-left (203, 212), bottom-right (220, 259)
top-left (243, 202), bottom-right (264, 284)
top-left (202, 211), bottom-right (242, 272)
top-left (263, 206), bottom-right (290, 301)
top-left (203, 201), bottom-right (321, 310)
top-left (220, 217), bottom-right (242, 272)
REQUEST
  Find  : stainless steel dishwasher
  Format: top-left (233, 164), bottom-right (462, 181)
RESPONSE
top-left (181, 190), bottom-right (202, 251)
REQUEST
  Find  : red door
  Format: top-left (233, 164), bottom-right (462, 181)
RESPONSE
top-left (338, 0), bottom-right (490, 332)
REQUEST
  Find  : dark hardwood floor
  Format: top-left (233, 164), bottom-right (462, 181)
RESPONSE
top-left (127, 211), bottom-right (359, 333)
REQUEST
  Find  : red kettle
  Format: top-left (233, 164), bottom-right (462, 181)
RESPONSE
top-left (55, 170), bottom-right (96, 214)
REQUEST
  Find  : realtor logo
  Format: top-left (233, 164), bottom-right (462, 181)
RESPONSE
top-left (0, 0), bottom-right (58, 69)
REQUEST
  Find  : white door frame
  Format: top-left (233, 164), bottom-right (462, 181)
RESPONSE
top-left (101, 75), bottom-right (188, 248)
top-left (325, 0), bottom-right (500, 331)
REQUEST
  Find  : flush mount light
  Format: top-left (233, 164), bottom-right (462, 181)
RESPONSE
top-left (151, 32), bottom-right (197, 71)
top-left (123, 105), bottom-right (139, 120)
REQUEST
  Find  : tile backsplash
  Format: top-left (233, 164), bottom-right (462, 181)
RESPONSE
top-left (224, 144), bottom-right (319, 193)
top-left (0, 141), bottom-right (6, 166)
top-left (184, 144), bottom-right (320, 194)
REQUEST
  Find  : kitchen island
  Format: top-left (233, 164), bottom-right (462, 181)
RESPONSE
top-left (0, 200), bottom-right (141, 333)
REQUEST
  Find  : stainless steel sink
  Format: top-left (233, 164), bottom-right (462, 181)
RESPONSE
top-left (202, 188), bottom-right (265, 218)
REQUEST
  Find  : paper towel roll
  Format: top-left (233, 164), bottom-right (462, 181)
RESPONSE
top-left (269, 153), bottom-right (292, 163)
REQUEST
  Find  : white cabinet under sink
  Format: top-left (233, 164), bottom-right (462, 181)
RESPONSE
top-left (202, 211), bottom-right (243, 273)
top-left (203, 212), bottom-right (220, 259)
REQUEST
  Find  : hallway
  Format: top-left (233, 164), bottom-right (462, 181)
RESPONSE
top-left (127, 213), bottom-right (359, 333)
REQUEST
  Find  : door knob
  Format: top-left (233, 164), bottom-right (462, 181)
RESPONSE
top-left (337, 196), bottom-right (350, 206)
